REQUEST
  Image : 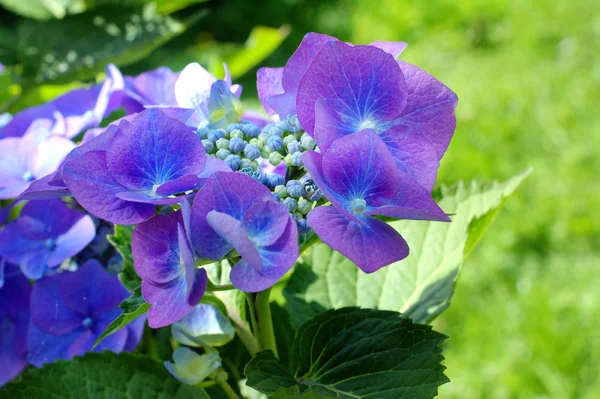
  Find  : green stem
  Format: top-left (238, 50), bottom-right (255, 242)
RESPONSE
top-left (217, 380), bottom-right (241, 399)
top-left (254, 289), bottom-right (278, 357)
top-left (208, 283), bottom-right (235, 291)
top-left (246, 293), bottom-right (261, 348)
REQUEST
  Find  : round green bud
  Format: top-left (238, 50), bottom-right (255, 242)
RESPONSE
top-left (268, 151), bottom-right (283, 166)
top-left (215, 149), bottom-right (231, 160)
top-left (274, 185), bottom-right (289, 198)
top-left (297, 197), bottom-right (312, 214)
top-left (230, 128), bottom-right (244, 139)
top-left (216, 138), bottom-right (230, 150)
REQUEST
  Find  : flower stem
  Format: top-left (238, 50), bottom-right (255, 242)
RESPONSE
top-left (209, 283), bottom-right (235, 292)
top-left (254, 288), bottom-right (279, 357)
top-left (217, 380), bottom-right (241, 399)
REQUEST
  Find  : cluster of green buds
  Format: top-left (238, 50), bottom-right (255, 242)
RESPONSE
top-left (197, 115), bottom-right (323, 238)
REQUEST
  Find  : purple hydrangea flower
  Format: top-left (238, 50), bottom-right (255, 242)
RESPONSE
top-left (190, 172), bottom-right (298, 292)
top-left (59, 109), bottom-right (226, 225)
top-left (0, 264), bottom-right (31, 386)
top-left (0, 64), bottom-right (123, 140)
top-left (121, 67), bottom-right (180, 113)
top-left (132, 208), bottom-right (208, 328)
top-left (0, 199), bottom-right (95, 280)
top-left (303, 130), bottom-right (450, 273)
top-left (295, 40), bottom-right (457, 190)
top-left (0, 129), bottom-right (75, 199)
top-left (27, 260), bottom-right (145, 367)
top-left (257, 32), bottom-right (407, 119)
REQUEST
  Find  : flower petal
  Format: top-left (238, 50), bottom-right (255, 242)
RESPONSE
top-left (394, 60), bottom-right (458, 158)
top-left (106, 109), bottom-right (206, 191)
top-left (243, 199), bottom-right (291, 247)
top-left (257, 67), bottom-right (284, 116)
top-left (369, 41), bottom-right (407, 58)
top-left (308, 206), bottom-right (409, 273)
top-left (30, 275), bottom-right (83, 335)
top-left (190, 172), bottom-right (272, 260)
top-left (206, 210), bottom-right (262, 271)
top-left (62, 150), bottom-right (155, 225)
top-left (321, 129), bottom-right (400, 207)
top-left (297, 41), bottom-right (407, 137)
top-left (47, 214), bottom-right (96, 267)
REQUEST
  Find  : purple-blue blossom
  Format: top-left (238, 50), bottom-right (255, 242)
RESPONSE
top-left (303, 129), bottom-right (450, 272)
top-left (0, 264), bottom-right (30, 386)
top-left (57, 109), bottom-right (229, 225)
top-left (27, 260), bottom-right (145, 367)
top-left (0, 200), bottom-right (95, 279)
top-left (190, 172), bottom-right (298, 292)
top-left (132, 207), bottom-right (208, 328)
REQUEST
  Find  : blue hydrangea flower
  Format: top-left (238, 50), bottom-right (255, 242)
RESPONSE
top-left (190, 172), bottom-right (298, 292)
top-left (0, 200), bottom-right (95, 280)
top-left (303, 130), bottom-right (450, 273)
top-left (0, 129), bottom-right (75, 199)
top-left (27, 260), bottom-right (145, 367)
top-left (59, 109), bottom-right (228, 225)
top-left (0, 64), bottom-right (123, 140)
top-left (0, 264), bottom-right (30, 386)
top-left (132, 207), bottom-right (208, 328)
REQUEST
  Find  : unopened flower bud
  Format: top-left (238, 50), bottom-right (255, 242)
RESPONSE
top-left (229, 137), bottom-right (246, 153)
top-left (216, 138), bottom-right (230, 150)
top-left (230, 129), bottom-right (244, 139)
top-left (202, 139), bottom-right (214, 153)
top-left (287, 140), bottom-right (301, 154)
top-left (243, 144), bottom-right (260, 160)
top-left (164, 347), bottom-right (221, 386)
top-left (216, 149), bottom-right (231, 160)
top-left (291, 151), bottom-right (304, 166)
top-left (274, 185), bottom-right (288, 198)
top-left (297, 198), bottom-right (312, 214)
top-left (283, 197), bottom-right (298, 212)
top-left (267, 135), bottom-right (283, 152)
top-left (207, 128), bottom-right (225, 143)
top-left (286, 180), bottom-right (305, 198)
top-left (300, 133), bottom-right (316, 150)
top-left (269, 151), bottom-right (283, 166)
top-left (225, 154), bottom-right (242, 171)
top-left (241, 123), bottom-right (260, 138)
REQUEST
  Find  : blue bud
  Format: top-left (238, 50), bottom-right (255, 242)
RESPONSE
top-left (264, 173), bottom-right (284, 188)
top-left (243, 144), bottom-right (260, 160)
top-left (283, 197), bottom-right (298, 212)
top-left (297, 218), bottom-right (311, 235)
top-left (226, 123), bottom-right (242, 133)
top-left (240, 158), bottom-right (253, 169)
top-left (286, 180), bottom-right (305, 198)
top-left (202, 139), bottom-right (215, 153)
top-left (267, 135), bottom-right (284, 151)
top-left (309, 189), bottom-right (323, 201)
top-left (284, 115), bottom-right (302, 133)
top-left (229, 137), bottom-right (246, 153)
top-left (196, 121), bottom-right (211, 139)
top-left (287, 140), bottom-right (302, 154)
top-left (241, 123), bottom-right (261, 138)
top-left (272, 193), bottom-right (281, 202)
top-left (207, 128), bottom-right (226, 143)
top-left (225, 154), bottom-right (242, 171)
top-left (263, 124), bottom-right (284, 138)
top-left (239, 167), bottom-right (264, 183)
top-left (291, 151), bottom-right (304, 166)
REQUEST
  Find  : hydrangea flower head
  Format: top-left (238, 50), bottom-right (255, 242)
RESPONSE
top-left (190, 172), bottom-right (298, 292)
top-left (0, 264), bottom-right (31, 386)
top-left (303, 129), bottom-right (450, 272)
top-left (0, 199), bottom-right (95, 279)
top-left (27, 260), bottom-right (145, 367)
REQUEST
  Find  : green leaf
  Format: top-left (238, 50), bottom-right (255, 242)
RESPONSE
top-left (0, 351), bottom-right (200, 398)
top-left (0, 0), bottom-right (207, 20)
top-left (93, 287), bottom-right (149, 348)
top-left (245, 308), bottom-right (448, 399)
top-left (220, 25), bottom-right (290, 79)
top-left (15, 4), bottom-right (204, 84)
top-left (107, 224), bottom-right (140, 291)
top-left (284, 170), bottom-right (532, 326)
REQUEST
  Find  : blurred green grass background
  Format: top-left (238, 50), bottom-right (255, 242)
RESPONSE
top-left (2, 0), bottom-right (599, 397)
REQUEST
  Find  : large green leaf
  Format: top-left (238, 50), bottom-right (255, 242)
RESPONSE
top-left (284, 170), bottom-right (532, 327)
top-left (245, 308), bottom-right (448, 399)
top-left (15, 4), bottom-right (204, 85)
top-left (0, 351), bottom-right (200, 398)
